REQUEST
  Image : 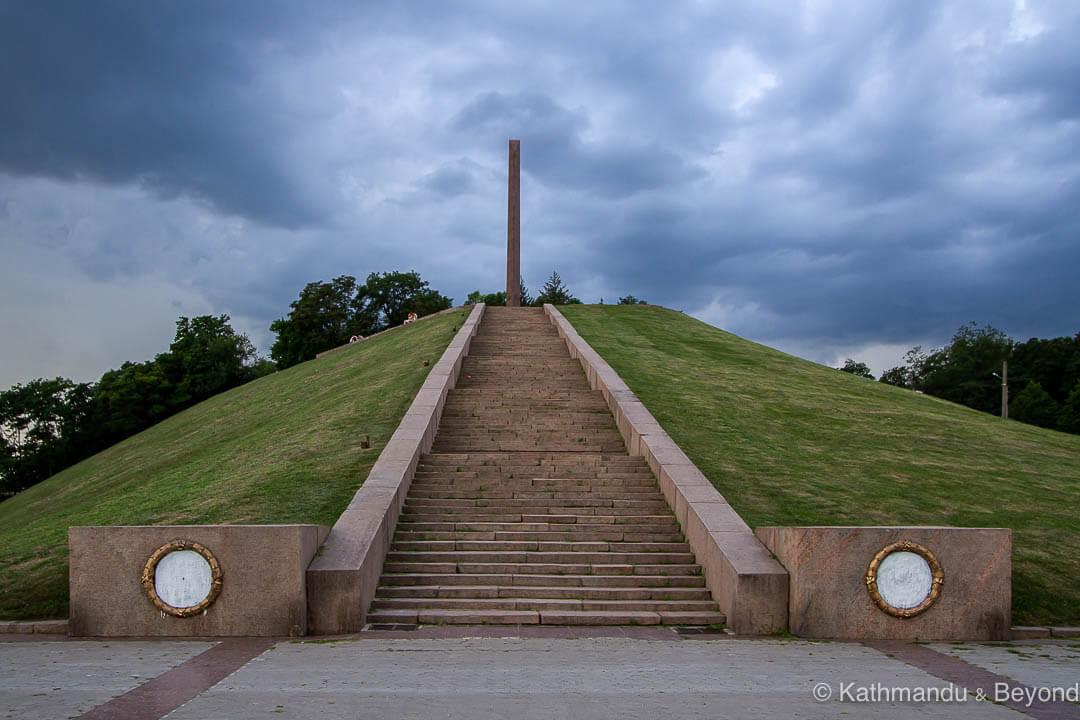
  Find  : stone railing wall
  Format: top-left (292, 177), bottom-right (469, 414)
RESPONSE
top-left (306, 303), bottom-right (486, 634)
top-left (544, 304), bottom-right (788, 634)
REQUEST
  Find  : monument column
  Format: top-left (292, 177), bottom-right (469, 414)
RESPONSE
top-left (506, 139), bottom-right (521, 307)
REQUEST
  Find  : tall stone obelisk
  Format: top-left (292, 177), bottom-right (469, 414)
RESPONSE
top-left (506, 139), bottom-right (521, 307)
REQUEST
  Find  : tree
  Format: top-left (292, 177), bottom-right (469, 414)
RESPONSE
top-left (840, 359), bottom-right (874, 379)
top-left (165, 315), bottom-right (257, 409)
top-left (94, 360), bottom-right (176, 443)
top-left (0, 378), bottom-right (95, 494)
top-left (518, 278), bottom-right (535, 307)
top-left (355, 271), bottom-right (452, 332)
top-left (2, 316), bottom-right (265, 496)
top-left (1058, 379), bottom-right (1080, 434)
top-left (270, 271), bottom-right (453, 369)
top-left (880, 346), bottom-right (932, 389)
top-left (1011, 334), bottom-right (1080, 405)
top-left (879, 365), bottom-right (913, 388)
top-left (881, 324), bottom-right (1012, 413)
top-left (270, 276), bottom-right (362, 368)
top-left (1011, 381), bottom-right (1061, 430)
top-left (618, 295), bottom-right (647, 305)
top-left (919, 323), bottom-right (1013, 414)
top-left (534, 270), bottom-right (581, 306)
top-left (467, 280), bottom-right (531, 307)
top-left (467, 290), bottom-right (507, 306)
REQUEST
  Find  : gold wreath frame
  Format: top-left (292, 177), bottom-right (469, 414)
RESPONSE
top-left (140, 539), bottom-right (223, 617)
top-left (865, 541), bottom-right (944, 619)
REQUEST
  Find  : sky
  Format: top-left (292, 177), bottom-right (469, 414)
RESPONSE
top-left (2, 0), bottom-right (1078, 390)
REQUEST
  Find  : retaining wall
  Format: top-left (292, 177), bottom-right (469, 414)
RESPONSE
top-left (69, 524), bottom-right (327, 637)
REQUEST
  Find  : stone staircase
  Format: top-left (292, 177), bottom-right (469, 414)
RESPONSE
top-left (368, 306), bottom-right (725, 626)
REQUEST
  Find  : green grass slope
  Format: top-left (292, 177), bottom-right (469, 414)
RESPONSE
top-left (560, 304), bottom-right (1080, 627)
top-left (0, 309), bottom-right (470, 621)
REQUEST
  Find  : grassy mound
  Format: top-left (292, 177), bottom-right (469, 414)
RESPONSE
top-left (0, 309), bottom-right (470, 621)
top-left (560, 304), bottom-right (1080, 627)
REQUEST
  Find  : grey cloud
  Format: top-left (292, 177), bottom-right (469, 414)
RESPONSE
top-left (2, 0), bottom-right (1079, 390)
top-left (0, 1), bottom-right (327, 227)
top-left (418, 159), bottom-right (483, 198)
top-left (991, 25), bottom-right (1080, 121)
top-left (453, 91), bottom-right (703, 198)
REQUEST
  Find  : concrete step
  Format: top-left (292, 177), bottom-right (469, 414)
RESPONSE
top-left (369, 306), bottom-right (721, 626)
top-left (402, 506), bottom-right (671, 517)
top-left (412, 471), bottom-right (656, 481)
top-left (366, 609), bottom-right (541, 625)
top-left (393, 530), bottom-right (685, 543)
top-left (410, 477), bottom-right (658, 488)
top-left (395, 522), bottom-right (680, 535)
top-left (397, 516), bottom-right (677, 528)
top-left (390, 540), bottom-right (692, 553)
top-left (376, 585), bottom-right (712, 601)
top-left (429, 444), bottom-right (627, 453)
top-left (540, 610), bottom-right (727, 626)
top-left (380, 573), bottom-right (707, 588)
top-left (385, 551), bottom-right (697, 565)
top-left (371, 597), bottom-right (720, 613)
top-left (420, 453), bottom-right (649, 466)
top-left (381, 561), bottom-right (703, 576)
top-left (405, 490), bottom-right (663, 501)
top-left (404, 498), bottom-right (668, 510)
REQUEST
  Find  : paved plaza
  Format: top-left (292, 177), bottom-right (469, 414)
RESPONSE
top-left (3, 629), bottom-right (1079, 719)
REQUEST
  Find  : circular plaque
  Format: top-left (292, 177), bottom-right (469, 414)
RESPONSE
top-left (141, 540), bottom-right (222, 617)
top-left (865, 541), bottom-right (943, 618)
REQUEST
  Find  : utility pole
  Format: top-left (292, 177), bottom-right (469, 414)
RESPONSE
top-left (506, 139), bottom-right (521, 307)
top-left (993, 361), bottom-right (1009, 419)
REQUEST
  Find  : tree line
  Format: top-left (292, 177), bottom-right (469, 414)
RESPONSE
top-left (1, 269), bottom-right (455, 497)
top-left (466, 270), bottom-right (583, 308)
top-left (841, 322), bottom-right (1080, 434)
top-left (0, 315), bottom-right (267, 496)
top-left (2, 267), bottom-right (643, 496)
top-left (269, 271), bottom-right (452, 368)
top-left (466, 270), bottom-right (646, 309)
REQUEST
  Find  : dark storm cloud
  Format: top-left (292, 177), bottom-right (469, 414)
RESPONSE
top-left (990, 25), bottom-right (1080, 121)
top-left (0, 1), bottom-right (326, 227)
top-left (3, 0), bottom-right (1080, 388)
top-left (413, 159), bottom-right (487, 200)
top-left (452, 91), bottom-right (704, 198)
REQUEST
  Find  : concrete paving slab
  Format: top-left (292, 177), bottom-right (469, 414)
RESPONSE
top-left (164, 637), bottom-right (1021, 720)
top-left (0, 640), bottom-right (213, 720)
top-left (8, 634), bottom-right (1079, 719)
top-left (928, 640), bottom-right (1080, 695)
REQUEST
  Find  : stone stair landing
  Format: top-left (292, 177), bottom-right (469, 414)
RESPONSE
top-left (369, 306), bottom-right (725, 626)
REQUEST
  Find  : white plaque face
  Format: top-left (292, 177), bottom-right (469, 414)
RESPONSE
top-left (154, 550), bottom-right (213, 609)
top-left (875, 550), bottom-right (933, 610)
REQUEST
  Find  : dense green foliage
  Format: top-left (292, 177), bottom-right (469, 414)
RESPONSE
top-left (268, 275), bottom-right (363, 369)
top-left (0, 379), bottom-right (95, 495)
top-left (271, 271), bottom-right (452, 368)
top-left (0, 309), bottom-right (468, 620)
top-left (467, 290), bottom-right (508, 306)
top-left (561, 304), bottom-right (1080, 626)
top-left (466, 280), bottom-right (534, 308)
top-left (534, 270), bottom-right (582, 306)
top-left (840, 358), bottom-right (874, 378)
top-left (878, 324), bottom-right (1080, 433)
top-left (3, 270), bottom-right (455, 495)
top-left (468, 271), bottom-right (581, 307)
top-left (1011, 382), bottom-right (1060, 429)
top-left (1, 315), bottom-right (260, 496)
